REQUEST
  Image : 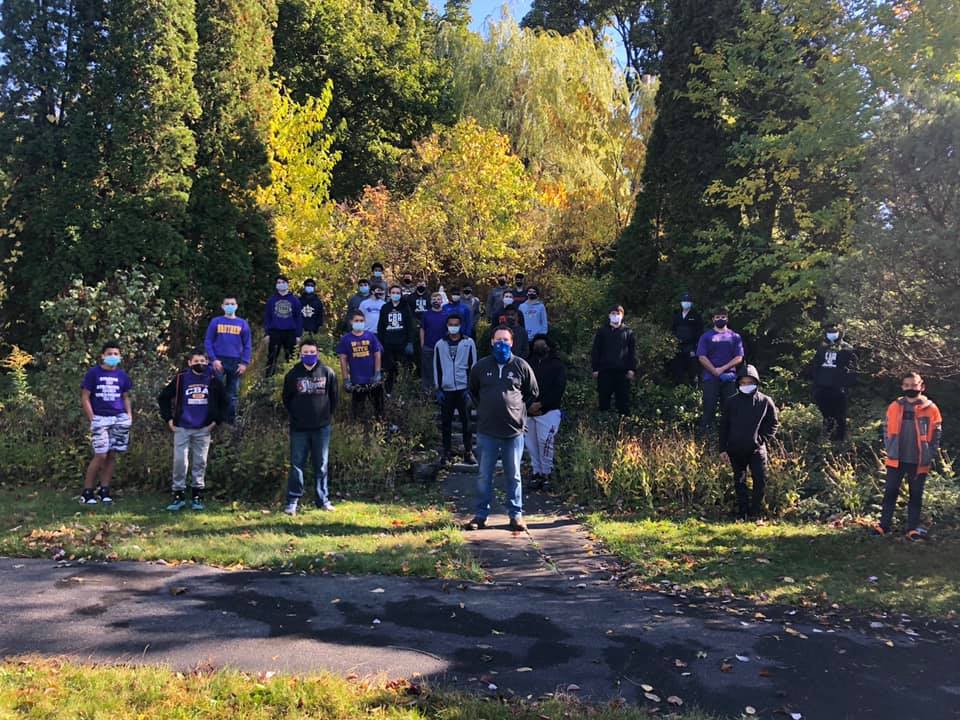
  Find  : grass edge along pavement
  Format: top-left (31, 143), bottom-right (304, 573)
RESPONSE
top-left (587, 513), bottom-right (960, 618)
top-left (0, 487), bottom-right (483, 581)
top-left (0, 657), bottom-right (727, 720)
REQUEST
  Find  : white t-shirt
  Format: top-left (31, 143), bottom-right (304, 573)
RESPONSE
top-left (359, 298), bottom-right (386, 334)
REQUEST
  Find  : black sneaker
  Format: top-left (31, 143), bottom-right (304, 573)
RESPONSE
top-left (508, 515), bottom-right (528, 532)
top-left (462, 516), bottom-right (486, 531)
top-left (167, 492), bottom-right (187, 511)
top-left (80, 489), bottom-right (98, 506)
top-left (529, 474), bottom-right (545, 491)
top-left (462, 452), bottom-right (478, 466)
top-left (190, 490), bottom-right (205, 511)
top-left (98, 486), bottom-right (113, 505)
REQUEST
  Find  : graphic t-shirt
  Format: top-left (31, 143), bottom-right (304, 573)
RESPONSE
top-left (696, 329), bottom-right (745, 381)
top-left (81, 366), bottom-right (132, 417)
top-left (336, 331), bottom-right (383, 384)
top-left (180, 372), bottom-right (212, 429)
top-left (359, 298), bottom-right (386, 334)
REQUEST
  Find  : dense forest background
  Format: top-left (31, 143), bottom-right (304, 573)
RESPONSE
top-left (0, 0), bottom-right (958, 431)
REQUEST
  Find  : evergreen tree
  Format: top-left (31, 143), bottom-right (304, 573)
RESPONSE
top-left (613, 0), bottom-right (743, 309)
top-left (189, 0), bottom-right (279, 310)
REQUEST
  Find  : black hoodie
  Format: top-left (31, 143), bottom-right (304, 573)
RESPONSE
top-left (300, 292), bottom-right (326, 333)
top-left (807, 339), bottom-right (858, 391)
top-left (377, 299), bottom-right (417, 348)
top-left (719, 368), bottom-right (779, 455)
top-left (282, 362), bottom-right (339, 431)
top-left (528, 336), bottom-right (566, 412)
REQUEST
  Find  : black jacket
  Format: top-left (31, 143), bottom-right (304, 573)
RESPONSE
top-left (807, 341), bottom-right (858, 391)
top-left (719, 390), bottom-right (780, 455)
top-left (282, 362), bottom-right (339, 431)
top-left (528, 352), bottom-right (566, 413)
top-left (409, 290), bottom-right (431, 325)
top-left (671, 310), bottom-right (702, 351)
top-left (299, 293), bottom-right (326, 334)
top-left (468, 355), bottom-right (539, 439)
top-left (377, 300), bottom-right (417, 347)
top-left (591, 324), bottom-right (637, 372)
top-left (157, 368), bottom-right (227, 426)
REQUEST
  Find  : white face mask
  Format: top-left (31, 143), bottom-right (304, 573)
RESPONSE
top-left (739, 384), bottom-right (758, 394)
top-left (609, 313), bottom-right (623, 326)
top-left (826, 332), bottom-right (840, 342)
top-left (681, 301), bottom-right (693, 311)
top-left (276, 282), bottom-right (288, 292)
top-left (447, 325), bottom-right (461, 335)
top-left (502, 297), bottom-right (513, 306)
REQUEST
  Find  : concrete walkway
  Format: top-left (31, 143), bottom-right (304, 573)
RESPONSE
top-left (0, 468), bottom-right (958, 719)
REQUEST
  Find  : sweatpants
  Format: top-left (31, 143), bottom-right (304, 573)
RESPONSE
top-left (266, 329), bottom-right (297, 377)
top-left (729, 447), bottom-right (767, 518)
top-left (352, 385), bottom-right (385, 419)
top-left (880, 462), bottom-right (926, 532)
top-left (172, 427), bottom-right (212, 491)
top-left (421, 346), bottom-right (436, 391)
top-left (813, 386), bottom-right (848, 441)
top-left (525, 409), bottom-right (561, 476)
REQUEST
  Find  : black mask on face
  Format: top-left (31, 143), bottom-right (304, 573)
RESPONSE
top-left (904, 388), bottom-right (921, 399)
top-left (498, 278), bottom-right (507, 286)
top-left (533, 345), bottom-right (548, 356)
top-left (190, 363), bottom-right (207, 374)
top-left (714, 318), bottom-right (728, 329)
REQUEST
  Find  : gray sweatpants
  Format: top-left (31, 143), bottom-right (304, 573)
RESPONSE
top-left (172, 426), bottom-right (212, 491)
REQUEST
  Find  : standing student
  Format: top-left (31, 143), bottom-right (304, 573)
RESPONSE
top-left (465, 325), bottom-right (539, 532)
top-left (525, 335), bottom-right (566, 490)
top-left (807, 322), bottom-right (858, 441)
top-left (158, 349), bottom-right (226, 511)
top-left (719, 365), bottom-right (780, 520)
top-left (420, 292), bottom-right (447, 391)
top-left (264, 275), bottom-right (303, 376)
top-left (300, 278), bottom-right (325, 335)
top-left (434, 313), bottom-right (478, 466)
top-left (442, 287), bottom-right (474, 337)
top-left (80, 342), bottom-right (133, 505)
top-left (500, 305), bottom-right (529, 359)
top-left (513, 272), bottom-right (526, 297)
top-left (697, 307), bottom-right (744, 432)
top-left (486, 274), bottom-right (509, 318)
top-left (518, 286), bottom-right (548, 341)
top-left (378, 285), bottom-right (417, 395)
top-left (369, 262), bottom-right (388, 292)
top-left (204, 296), bottom-right (251, 424)
top-left (359, 286), bottom-right (386, 335)
top-left (344, 279), bottom-right (371, 331)
top-left (876, 372), bottom-right (942, 540)
top-left (462, 286), bottom-right (482, 338)
top-left (670, 292), bottom-right (702, 386)
top-left (399, 273), bottom-right (417, 300)
top-left (282, 340), bottom-right (339, 515)
top-left (590, 305), bottom-right (637, 415)
top-left (410, 280), bottom-right (431, 326)
top-left (337, 311), bottom-right (384, 418)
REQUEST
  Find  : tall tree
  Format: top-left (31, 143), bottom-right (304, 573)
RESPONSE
top-left (521, 0), bottom-right (668, 78)
top-left (0, 0), bottom-right (199, 346)
top-left (189, 0), bottom-right (279, 310)
top-left (613, 0), bottom-right (743, 309)
top-left (273, 0), bottom-right (456, 199)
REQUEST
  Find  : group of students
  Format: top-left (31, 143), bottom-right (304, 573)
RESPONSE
top-left (77, 277), bottom-right (942, 539)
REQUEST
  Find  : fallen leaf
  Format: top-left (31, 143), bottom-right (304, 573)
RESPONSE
top-left (696, 650), bottom-right (708, 659)
top-left (516, 667), bottom-right (533, 673)
top-left (755, 557), bottom-right (771, 564)
top-left (644, 692), bottom-right (661, 703)
top-left (370, 588), bottom-right (385, 593)
top-left (667, 695), bottom-right (684, 706)
top-left (566, 684), bottom-right (581, 692)
top-left (759, 668), bottom-right (773, 678)
top-left (783, 576), bottom-right (795, 584)
top-left (790, 713), bottom-right (803, 720)
top-left (746, 706), bottom-right (757, 715)
top-left (736, 654), bottom-right (750, 662)
top-left (870, 622), bottom-right (884, 629)
top-left (491, 629), bottom-right (505, 635)
top-left (885, 640), bottom-right (894, 647)
top-left (372, 619), bottom-right (381, 625)
top-left (488, 683), bottom-right (498, 690)
top-left (641, 684), bottom-right (654, 692)
top-left (169, 586), bottom-right (188, 596)
top-left (674, 659), bottom-right (688, 668)
top-left (720, 663), bottom-right (733, 673)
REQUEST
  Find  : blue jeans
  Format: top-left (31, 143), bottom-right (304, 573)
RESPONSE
top-left (474, 433), bottom-right (524, 520)
top-left (218, 357), bottom-right (242, 423)
top-left (287, 426), bottom-right (332, 506)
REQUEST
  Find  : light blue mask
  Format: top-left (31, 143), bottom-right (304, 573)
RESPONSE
top-left (103, 355), bottom-right (121, 367)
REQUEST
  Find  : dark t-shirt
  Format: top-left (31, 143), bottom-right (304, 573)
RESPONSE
top-left (81, 366), bottom-right (132, 417)
top-left (180, 372), bottom-right (212, 429)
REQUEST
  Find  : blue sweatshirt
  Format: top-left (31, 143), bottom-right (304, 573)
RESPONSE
top-left (518, 299), bottom-right (548, 340)
top-left (264, 293), bottom-right (303, 335)
top-left (442, 301), bottom-right (473, 336)
top-left (204, 316), bottom-right (252, 364)
top-left (421, 309), bottom-right (448, 351)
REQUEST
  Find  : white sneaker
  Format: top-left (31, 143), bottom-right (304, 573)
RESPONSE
top-left (283, 502), bottom-right (298, 516)
top-left (321, 501), bottom-right (336, 512)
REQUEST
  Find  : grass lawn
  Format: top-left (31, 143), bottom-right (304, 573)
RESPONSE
top-left (588, 515), bottom-right (960, 617)
top-left (0, 487), bottom-right (482, 580)
top-left (0, 658), bottom-right (724, 720)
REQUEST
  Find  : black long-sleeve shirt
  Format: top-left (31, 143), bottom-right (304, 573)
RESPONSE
top-left (282, 362), bottom-right (339, 431)
top-left (719, 390), bottom-right (780, 455)
top-left (591, 324), bottom-right (637, 372)
top-left (528, 354), bottom-right (566, 412)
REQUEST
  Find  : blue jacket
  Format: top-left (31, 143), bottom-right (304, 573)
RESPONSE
top-left (264, 293), bottom-right (303, 335)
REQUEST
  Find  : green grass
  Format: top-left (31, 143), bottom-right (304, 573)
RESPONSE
top-left (0, 487), bottom-right (482, 580)
top-left (589, 515), bottom-right (960, 617)
top-left (0, 658), bottom-right (724, 719)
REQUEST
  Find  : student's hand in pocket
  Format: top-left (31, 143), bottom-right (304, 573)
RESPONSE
top-left (238, 363), bottom-right (248, 375)
top-left (212, 360), bottom-right (224, 374)
top-left (167, 420), bottom-right (176, 432)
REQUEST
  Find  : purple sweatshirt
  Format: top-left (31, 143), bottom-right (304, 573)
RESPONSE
top-left (264, 293), bottom-right (303, 335)
top-left (421, 309), bottom-right (448, 351)
top-left (204, 316), bottom-right (252, 363)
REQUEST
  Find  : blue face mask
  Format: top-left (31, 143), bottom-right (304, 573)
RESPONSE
top-left (352, 321), bottom-right (366, 332)
top-left (373, 271), bottom-right (383, 279)
top-left (826, 332), bottom-right (840, 343)
top-left (359, 286), bottom-right (370, 296)
top-left (492, 340), bottom-right (512, 363)
top-left (301, 353), bottom-right (318, 366)
top-left (223, 304), bottom-right (237, 315)
top-left (304, 286), bottom-right (315, 294)
top-left (103, 355), bottom-right (121, 367)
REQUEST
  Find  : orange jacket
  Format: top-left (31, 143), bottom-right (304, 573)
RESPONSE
top-left (884, 397), bottom-right (943, 473)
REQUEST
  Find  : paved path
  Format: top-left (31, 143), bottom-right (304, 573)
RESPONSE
top-left (1, 468), bottom-right (958, 719)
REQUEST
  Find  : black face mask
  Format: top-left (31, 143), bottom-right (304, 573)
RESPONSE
top-left (904, 389), bottom-right (921, 399)
top-left (714, 319), bottom-right (728, 329)
top-left (403, 278), bottom-right (413, 285)
top-left (498, 279), bottom-right (507, 286)
top-left (533, 345), bottom-right (548, 356)
top-left (190, 364), bottom-right (207, 374)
